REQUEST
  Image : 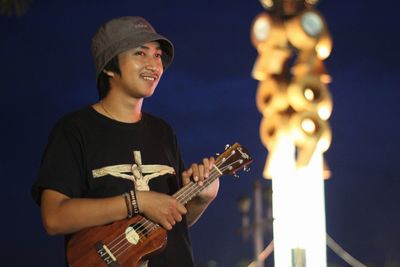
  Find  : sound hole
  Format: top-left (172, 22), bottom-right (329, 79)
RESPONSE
top-left (125, 223), bottom-right (144, 245)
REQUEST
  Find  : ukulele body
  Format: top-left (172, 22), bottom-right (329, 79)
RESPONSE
top-left (67, 215), bottom-right (167, 267)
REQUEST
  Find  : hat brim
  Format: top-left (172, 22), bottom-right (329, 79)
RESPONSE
top-left (95, 31), bottom-right (174, 80)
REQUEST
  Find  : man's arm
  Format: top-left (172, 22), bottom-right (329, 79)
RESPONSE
top-left (41, 189), bottom-right (127, 235)
top-left (182, 158), bottom-right (220, 227)
top-left (40, 188), bottom-right (187, 235)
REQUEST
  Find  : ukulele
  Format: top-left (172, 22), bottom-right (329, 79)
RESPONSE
top-left (67, 143), bottom-right (252, 267)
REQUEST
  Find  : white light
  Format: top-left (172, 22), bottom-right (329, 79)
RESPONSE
top-left (271, 134), bottom-right (297, 267)
top-left (304, 88), bottom-right (315, 101)
top-left (295, 152), bottom-right (327, 266)
top-left (301, 12), bottom-right (323, 37)
top-left (301, 118), bottom-right (316, 134)
top-left (271, 134), bottom-right (327, 267)
top-left (253, 17), bottom-right (270, 42)
top-left (318, 107), bottom-right (331, 121)
top-left (316, 45), bottom-right (330, 59)
top-left (260, 0), bottom-right (274, 8)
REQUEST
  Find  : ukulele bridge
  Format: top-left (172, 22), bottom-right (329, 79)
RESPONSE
top-left (95, 241), bottom-right (120, 267)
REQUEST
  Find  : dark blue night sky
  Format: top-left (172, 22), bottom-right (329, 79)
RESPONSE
top-left (1, 0), bottom-right (399, 266)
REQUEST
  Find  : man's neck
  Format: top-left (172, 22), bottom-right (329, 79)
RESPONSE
top-left (94, 93), bottom-right (143, 123)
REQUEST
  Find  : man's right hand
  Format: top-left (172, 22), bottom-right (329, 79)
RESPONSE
top-left (136, 190), bottom-right (187, 230)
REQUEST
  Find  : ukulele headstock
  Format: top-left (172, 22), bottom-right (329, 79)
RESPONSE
top-left (215, 143), bottom-right (253, 177)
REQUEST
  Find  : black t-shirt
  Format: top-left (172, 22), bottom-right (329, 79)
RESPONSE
top-left (32, 106), bottom-right (194, 267)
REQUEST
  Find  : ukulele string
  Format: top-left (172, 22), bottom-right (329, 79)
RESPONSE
top-left (111, 170), bottom-right (223, 260)
top-left (108, 166), bottom-right (225, 260)
top-left (112, 160), bottom-right (243, 260)
top-left (108, 160), bottom-right (236, 261)
top-left (111, 168), bottom-right (226, 260)
top-left (109, 154), bottom-right (241, 259)
top-left (175, 150), bottom-right (240, 204)
top-left (105, 154), bottom-right (241, 261)
top-left (175, 159), bottom-right (244, 204)
top-left (109, 166), bottom-right (225, 259)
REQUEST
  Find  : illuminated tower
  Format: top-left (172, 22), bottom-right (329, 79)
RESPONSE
top-left (250, 0), bottom-right (333, 266)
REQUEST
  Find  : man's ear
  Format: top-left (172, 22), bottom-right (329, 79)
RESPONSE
top-left (103, 69), bottom-right (115, 77)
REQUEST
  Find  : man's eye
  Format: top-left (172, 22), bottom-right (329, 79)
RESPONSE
top-left (155, 53), bottom-right (162, 58)
top-left (135, 51), bottom-right (145, 56)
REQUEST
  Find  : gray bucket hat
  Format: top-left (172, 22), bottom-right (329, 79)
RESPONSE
top-left (91, 16), bottom-right (174, 80)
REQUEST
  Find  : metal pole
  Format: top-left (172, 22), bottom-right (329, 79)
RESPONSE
top-left (254, 180), bottom-right (264, 267)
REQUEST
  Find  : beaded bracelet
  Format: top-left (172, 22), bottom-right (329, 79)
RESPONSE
top-left (129, 189), bottom-right (140, 215)
top-left (123, 192), bottom-right (133, 218)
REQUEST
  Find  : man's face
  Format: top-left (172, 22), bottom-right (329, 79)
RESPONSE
top-left (112, 41), bottom-right (164, 99)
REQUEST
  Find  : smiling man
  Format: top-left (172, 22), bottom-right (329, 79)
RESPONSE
top-left (32, 16), bottom-right (219, 267)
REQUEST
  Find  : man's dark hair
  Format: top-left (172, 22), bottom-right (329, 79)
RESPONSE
top-left (97, 56), bottom-right (121, 99)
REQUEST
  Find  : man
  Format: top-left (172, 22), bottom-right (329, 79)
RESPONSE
top-left (32, 16), bottom-right (219, 267)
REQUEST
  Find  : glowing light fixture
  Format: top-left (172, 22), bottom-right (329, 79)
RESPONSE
top-left (251, 1), bottom-right (332, 266)
top-left (287, 75), bottom-right (333, 120)
top-left (301, 12), bottom-right (324, 37)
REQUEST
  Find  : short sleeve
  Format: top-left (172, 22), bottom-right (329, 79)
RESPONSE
top-left (31, 118), bottom-right (86, 205)
top-left (168, 126), bottom-right (185, 189)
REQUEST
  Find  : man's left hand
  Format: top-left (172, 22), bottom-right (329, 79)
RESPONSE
top-left (182, 157), bottom-right (219, 204)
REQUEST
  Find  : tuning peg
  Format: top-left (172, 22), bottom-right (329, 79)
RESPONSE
top-left (243, 166), bottom-right (251, 172)
top-left (225, 144), bottom-right (230, 150)
top-left (216, 153), bottom-right (220, 157)
top-left (234, 172), bottom-right (240, 178)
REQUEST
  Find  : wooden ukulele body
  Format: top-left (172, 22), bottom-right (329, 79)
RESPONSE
top-left (67, 215), bottom-right (166, 267)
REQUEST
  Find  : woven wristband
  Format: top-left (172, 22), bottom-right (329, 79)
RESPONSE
top-left (124, 192), bottom-right (133, 218)
top-left (130, 189), bottom-right (140, 214)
